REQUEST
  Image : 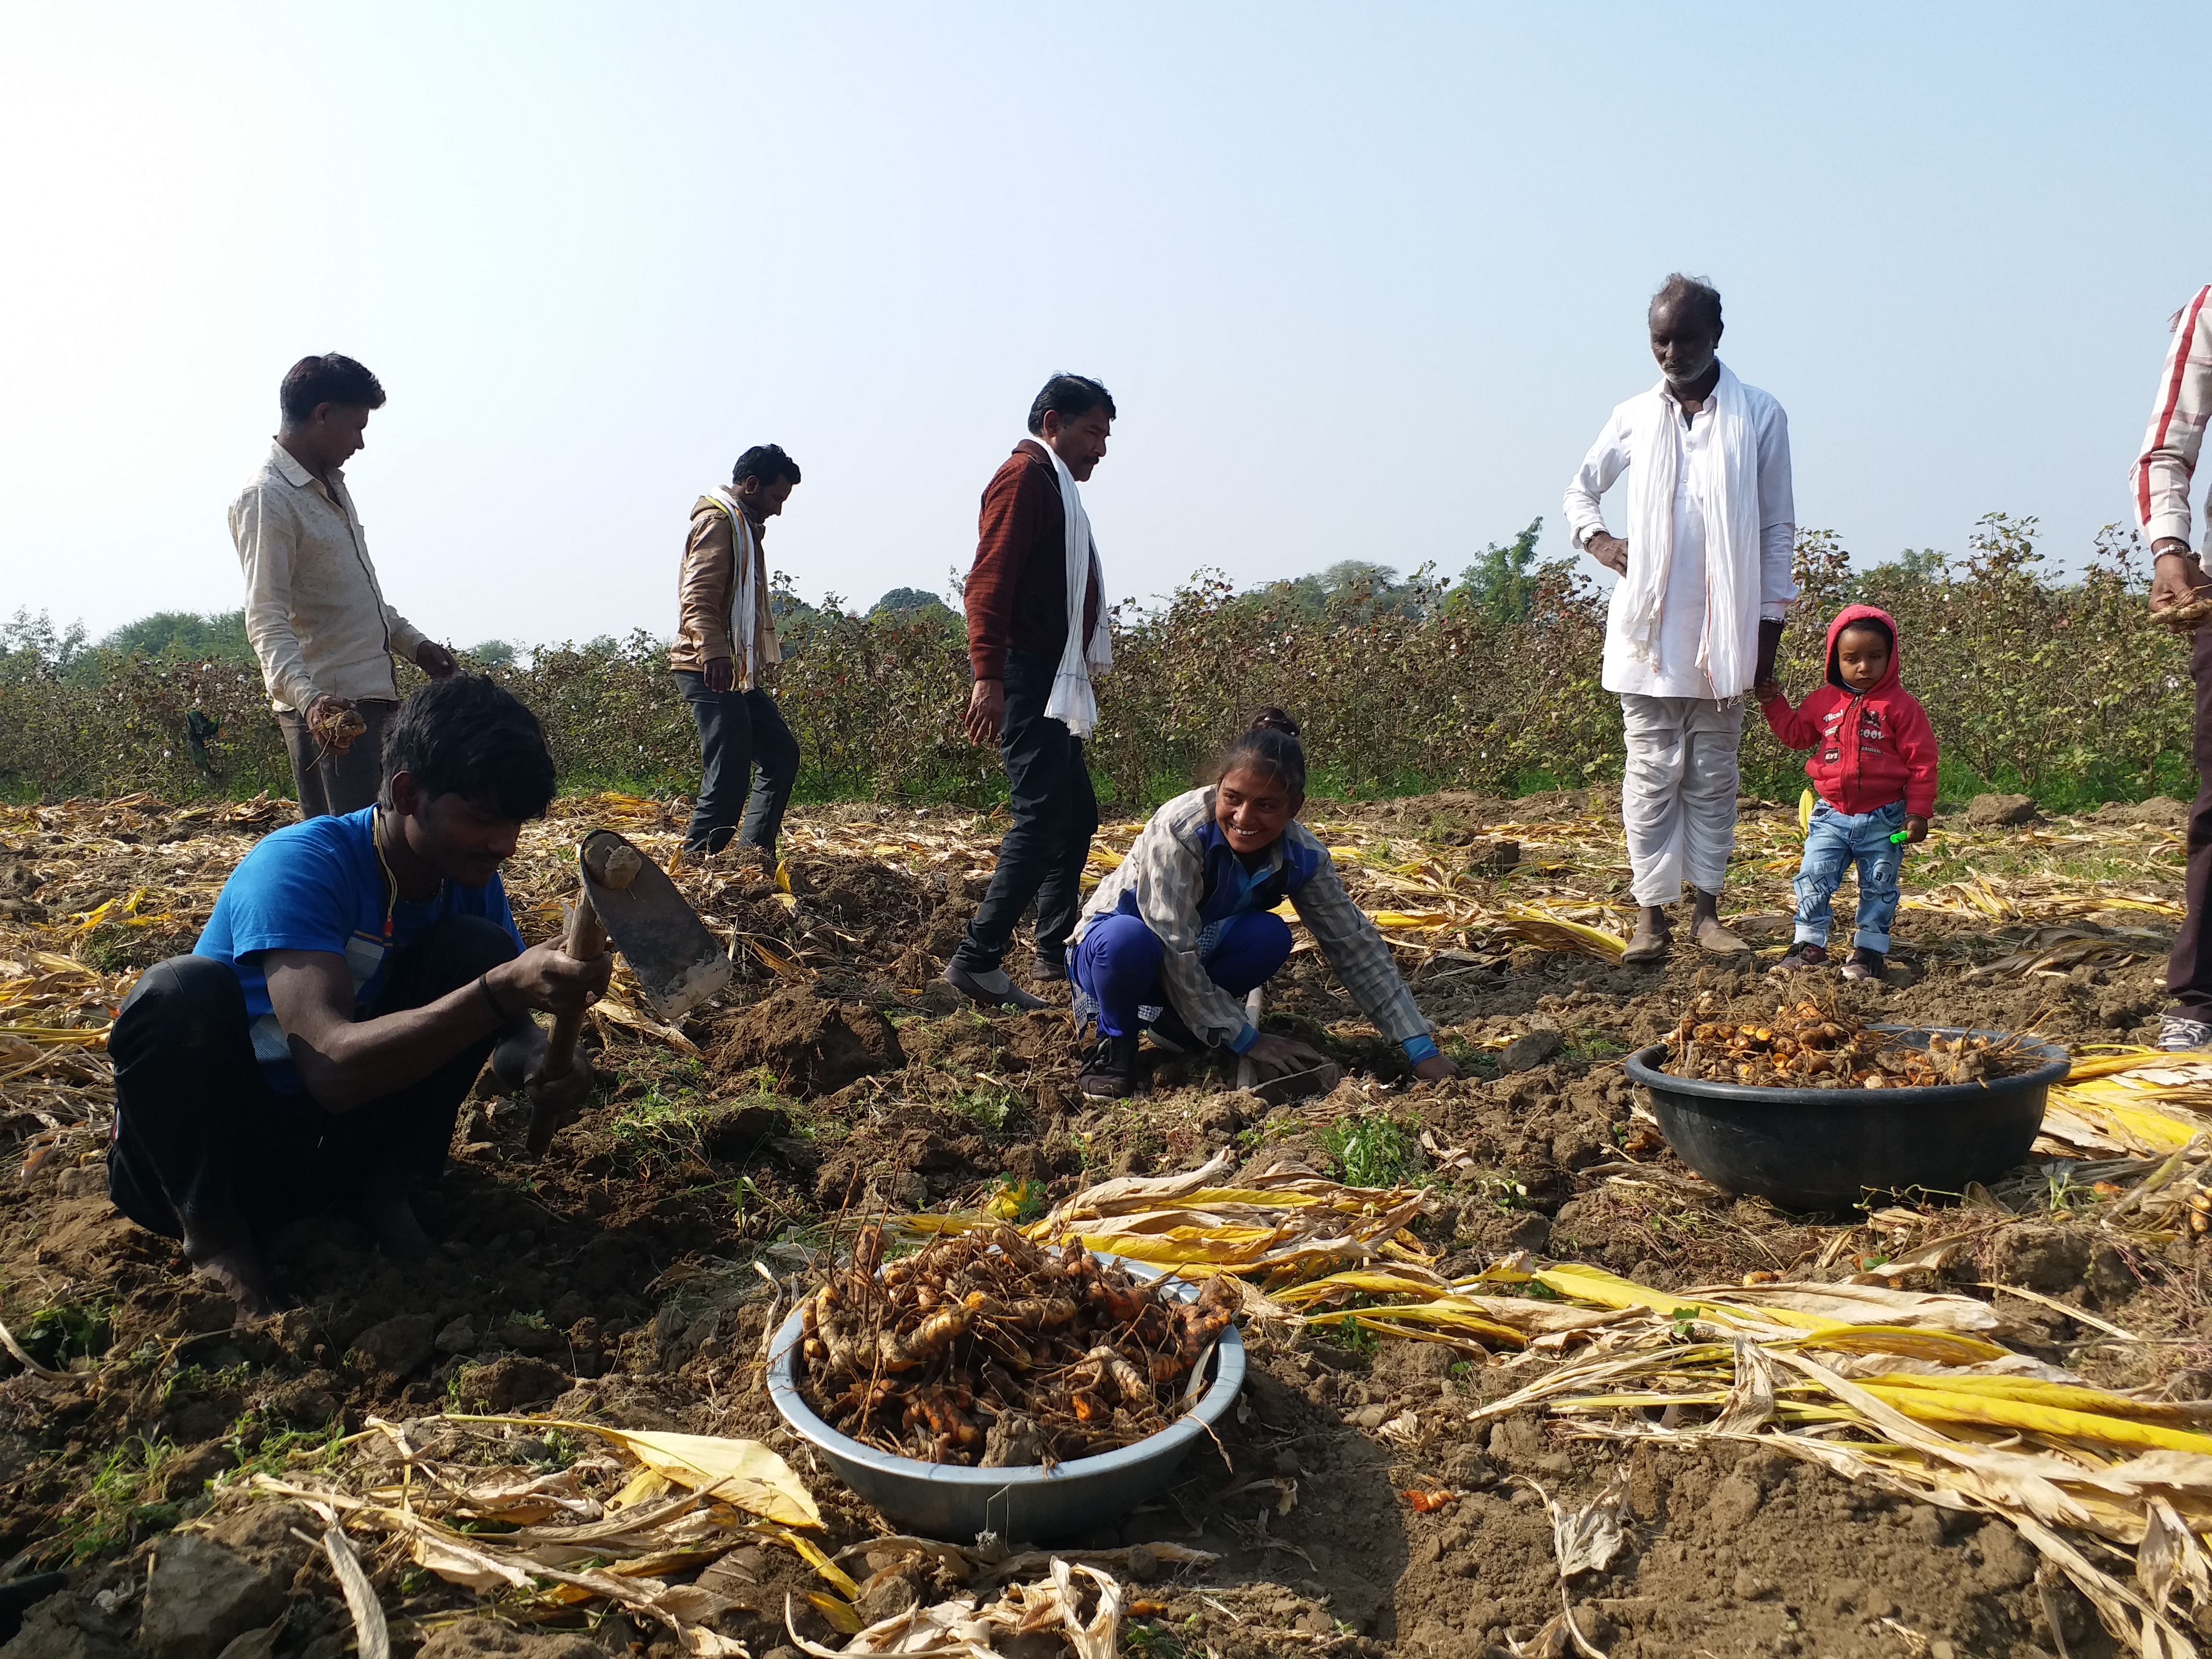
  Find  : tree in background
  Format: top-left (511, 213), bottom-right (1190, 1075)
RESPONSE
top-left (466, 639), bottom-right (519, 668)
top-left (0, 609), bottom-right (90, 677)
top-left (867, 587), bottom-right (959, 630)
top-left (1451, 517), bottom-right (1544, 624)
top-left (96, 609), bottom-right (254, 664)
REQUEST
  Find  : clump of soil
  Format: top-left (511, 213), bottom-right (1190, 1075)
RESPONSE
top-left (711, 984), bottom-right (905, 1092)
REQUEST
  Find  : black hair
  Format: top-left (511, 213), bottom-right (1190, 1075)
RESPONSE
top-left (1829, 615), bottom-right (1896, 690)
top-left (1837, 615), bottom-right (1894, 651)
top-left (279, 354), bottom-right (386, 426)
top-left (1214, 706), bottom-right (1307, 799)
top-left (379, 673), bottom-right (556, 821)
top-left (1649, 273), bottom-right (1723, 335)
top-left (733, 444), bottom-right (802, 489)
top-left (1026, 373), bottom-right (1117, 437)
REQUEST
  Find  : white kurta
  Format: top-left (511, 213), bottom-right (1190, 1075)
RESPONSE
top-left (1563, 376), bottom-right (1797, 699)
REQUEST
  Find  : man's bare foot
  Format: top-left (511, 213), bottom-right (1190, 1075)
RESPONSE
top-left (183, 1228), bottom-right (283, 1320)
top-left (360, 1183), bottom-right (434, 1263)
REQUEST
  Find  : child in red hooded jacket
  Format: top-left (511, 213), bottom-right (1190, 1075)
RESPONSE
top-left (1754, 605), bottom-right (1938, 980)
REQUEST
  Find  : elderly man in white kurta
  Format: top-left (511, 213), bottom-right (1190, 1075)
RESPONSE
top-left (1563, 274), bottom-right (1796, 963)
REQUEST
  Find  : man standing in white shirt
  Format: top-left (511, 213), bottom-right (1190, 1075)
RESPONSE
top-left (230, 354), bottom-right (459, 817)
top-left (1563, 275), bottom-right (1796, 964)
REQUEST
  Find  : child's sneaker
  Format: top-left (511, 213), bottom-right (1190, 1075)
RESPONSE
top-left (1769, 943), bottom-right (1829, 974)
top-left (1841, 948), bottom-right (1886, 982)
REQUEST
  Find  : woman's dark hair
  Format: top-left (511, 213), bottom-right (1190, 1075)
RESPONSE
top-left (1214, 706), bottom-right (1307, 798)
top-left (733, 444), bottom-right (802, 488)
top-left (1026, 373), bottom-right (1117, 436)
top-left (279, 354), bottom-right (386, 425)
top-left (380, 673), bottom-right (557, 821)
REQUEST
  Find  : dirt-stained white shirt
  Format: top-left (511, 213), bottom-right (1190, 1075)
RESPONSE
top-left (228, 441), bottom-right (427, 713)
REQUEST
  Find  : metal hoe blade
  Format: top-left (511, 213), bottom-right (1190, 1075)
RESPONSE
top-left (577, 830), bottom-right (731, 1021)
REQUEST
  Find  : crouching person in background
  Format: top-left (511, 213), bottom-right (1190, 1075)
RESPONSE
top-left (1067, 708), bottom-right (1460, 1098)
top-left (104, 676), bottom-right (612, 1319)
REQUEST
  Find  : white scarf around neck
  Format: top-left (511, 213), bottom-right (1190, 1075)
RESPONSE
top-left (1030, 438), bottom-right (1113, 737)
top-left (710, 486), bottom-right (763, 688)
top-left (1611, 361), bottom-right (1763, 696)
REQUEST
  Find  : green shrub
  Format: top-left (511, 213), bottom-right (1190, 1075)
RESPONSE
top-left (0, 518), bottom-right (2191, 812)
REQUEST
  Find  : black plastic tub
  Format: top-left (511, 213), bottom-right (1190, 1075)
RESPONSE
top-left (1624, 1025), bottom-right (2070, 1213)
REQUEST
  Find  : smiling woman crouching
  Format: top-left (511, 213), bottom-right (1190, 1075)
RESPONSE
top-left (1067, 707), bottom-right (1459, 1099)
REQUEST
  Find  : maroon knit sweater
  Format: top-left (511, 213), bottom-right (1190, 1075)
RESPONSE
top-left (963, 440), bottom-right (1102, 682)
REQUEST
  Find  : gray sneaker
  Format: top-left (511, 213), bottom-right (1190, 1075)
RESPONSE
top-left (943, 962), bottom-right (1046, 1011)
top-left (2160, 1013), bottom-right (2212, 1052)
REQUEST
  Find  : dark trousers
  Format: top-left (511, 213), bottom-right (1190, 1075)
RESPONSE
top-left (2172, 624), bottom-right (2212, 1016)
top-left (106, 916), bottom-right (517, 1242)
top-left (675, 672), bottom-right (801, 857)
top-left (953, 650), bottom-right (1100, 974)
top-left (275, 697), bottom-right (396, 818)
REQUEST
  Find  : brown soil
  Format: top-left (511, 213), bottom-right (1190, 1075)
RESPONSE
top-left (0, 792), bottom-right (2198, 1657)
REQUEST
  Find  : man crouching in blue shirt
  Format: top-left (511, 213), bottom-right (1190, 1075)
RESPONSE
top-left (105, 674), bottom-right (612, 1318)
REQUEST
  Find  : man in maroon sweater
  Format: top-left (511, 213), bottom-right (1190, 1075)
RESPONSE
top-left (945, 374), bottom-right (1116, 1009)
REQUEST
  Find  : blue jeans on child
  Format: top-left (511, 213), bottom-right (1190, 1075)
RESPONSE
top-left (1793, 799), bottom-right (1906, 954)
top-left (1072, 911), bottom-right (1295, 1041)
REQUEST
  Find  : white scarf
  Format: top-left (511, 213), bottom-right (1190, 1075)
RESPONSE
top-left (1030, 439), bottom-right (1113, 737)
top-left (710, 487), bottom-right (763, 689)
top-left (1612, 361), bottom-right (1763, 696)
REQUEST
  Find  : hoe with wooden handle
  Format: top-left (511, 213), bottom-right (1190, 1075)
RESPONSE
top-left (523, 830), bottom-right (733, 1156)
top-left (525, 838), bottom-right (642, 1155)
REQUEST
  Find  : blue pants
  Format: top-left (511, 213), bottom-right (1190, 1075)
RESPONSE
top-left (1073, 911), bottom-right (1295, 1040)
top-left (1793, 799), bottom-right (1906, 953)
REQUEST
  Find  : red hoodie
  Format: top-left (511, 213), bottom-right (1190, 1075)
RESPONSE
top-left (1758, 604), bottom-right (1939, 817)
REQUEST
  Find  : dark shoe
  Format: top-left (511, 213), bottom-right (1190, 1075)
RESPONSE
top-left (1769, 942), bottom-right (1830, 974)
top-left (1143, 1003), bottom-right (1200, 1054)
top-left (1841, 948), bottom-right (1886, 982)
top-left (1078, 1034), bottom-right (1141, 1098)
top-left (1620, 917), bottom-right (1670, 965)
top-left (1031, 954), bottom-right (1068, 983)
top-left (943, 961), bottom-right (1046, 1011)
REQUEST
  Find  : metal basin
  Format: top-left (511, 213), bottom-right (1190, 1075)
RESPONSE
top-left (1624, 1025), bottom-right (2069, 1213)
top-left (766, 1256), bottom-right (1246, 1543)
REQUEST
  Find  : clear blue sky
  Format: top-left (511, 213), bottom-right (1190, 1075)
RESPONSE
top-left (0, 2), bottom-right (2200, 649)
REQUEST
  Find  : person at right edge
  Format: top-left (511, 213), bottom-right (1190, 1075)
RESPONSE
top-left (946, 375), bottom-right (1117, 1010)
top-left (669, 445), bottom-right (805, 864)
top-left (2132, 283), bottom-right (2212, 1049)
top-left (1563, 274), bottom-right (1797, 964)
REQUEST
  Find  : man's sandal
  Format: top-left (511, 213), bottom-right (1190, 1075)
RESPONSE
top-left (1619, 923), bottom-right (1670, 965)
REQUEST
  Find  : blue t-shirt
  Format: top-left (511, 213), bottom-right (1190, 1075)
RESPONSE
top-left (194, 806), bottom-right (525, 1090)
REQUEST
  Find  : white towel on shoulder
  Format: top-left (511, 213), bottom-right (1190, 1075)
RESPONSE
top-left (1030, 439), bottom-right (1113, 737)
top-left (710, 486), bottom-right (763, 689)
top-left (1611, 362), bottom-right (1763, 696)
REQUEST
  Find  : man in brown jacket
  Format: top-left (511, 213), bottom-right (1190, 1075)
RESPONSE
top-left (669, 445), bottom-right (804, 859)
top-left (945, 375), bottom-right (1116, 1010)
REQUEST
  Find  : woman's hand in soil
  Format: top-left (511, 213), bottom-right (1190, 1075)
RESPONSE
top-left (1902, 813), bottom-right (1929, 844)
top-left (1243, 1033), bottom-right (1332, 1081)
top-left (496, 941), bottom-right (615, 1016)
top-left (1410, 1054), bottom-right (1460, 1083)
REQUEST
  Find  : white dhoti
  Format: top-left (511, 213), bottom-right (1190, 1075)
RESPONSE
top-left (1620, 693), bottom-right (1743, 907)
